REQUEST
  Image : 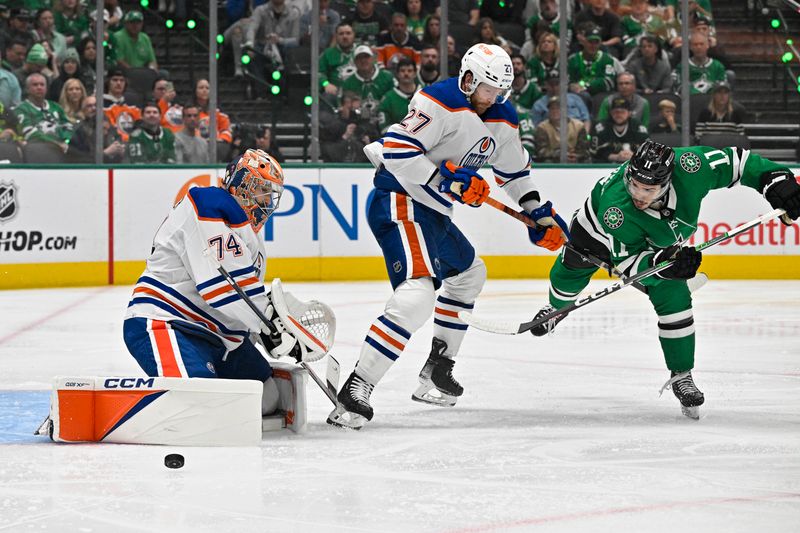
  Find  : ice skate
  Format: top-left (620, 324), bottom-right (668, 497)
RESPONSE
top-left (660, 370), bottom-right (704, 420)
top-left (412, 338), bottom-right (463, 407)
top-left (327, 372), bottom-right (374, 430)
top-left (529, 304), bottom-right (566, 337)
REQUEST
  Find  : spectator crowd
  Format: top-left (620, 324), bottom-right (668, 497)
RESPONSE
top-left (0, 0), bottom-right (744, 165)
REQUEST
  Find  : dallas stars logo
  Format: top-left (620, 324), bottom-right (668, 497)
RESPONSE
top-left (679, 152), bottom-right (701, 173)
top-left (603, 207), bottom-right (624, 229)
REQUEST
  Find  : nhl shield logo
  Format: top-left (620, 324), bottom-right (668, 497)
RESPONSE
top-left (679, 152), bottom-right (701, 174)
top-left (603, 207), bottom-right (624, 229)
top-left (0, 181), bottom-right (17, 222)
top-left (393, 260), bottom-right (403, 273)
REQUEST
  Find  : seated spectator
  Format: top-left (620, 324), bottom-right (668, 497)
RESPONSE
top-left (376, 12), bottom-right (422, 69)
top-left (194, 78), bottom-right (233, 159)
top-left (421, 14), bottom-right (441, 48)
top-left (524, 0), bottom-right (572, 55)
top-left (531, 76), bottom-right (591, 131)
top-left (14, 44), bottom-right (54, 98)
top-left (54, 0), bottom-right (90, 47)
top-left (621, 0), bottom-right (668, 58)
top-left (113, 10), bottom-right (158, 71)
top-left (67, 94), bottom-right (126, 163)
top-left (575, 0), bottom-right (623, 58)
top-left (126, 101), bottom-right (176, 164)
top-left (244, 0), bottom-right (301, 72)
top-left (666, 0), bottom-right (713, 25)
top-left (300, 0), bottom-right (340, 52)
top-left (104, 0), bottom-right (124, 31)
top-left (0, 63), bottom-right (21, 109)
top-left (319, 22), bottom-right (356, 101)
top-left (510, 53), bottom-right (542, 111)
top-left (47, 47), bottom-right (81, 101)
top-left (694, 81), bottom-right (745, 138)
top-left (3, 39), bottom-right (29, 72)
top-left (473, 17), bottom-right (514, 56)
top-left (392, 0), bottom-right (438, 18)
top-left (525, 32), bottom-right (559, 93)
top-left (377, 56), bottom-right (418, 132)
top-left (403, 0), bottom-right (428, 42)
top-left (344, 0), bottom-right (389, 46)
top-left (103, 69), bottom-right (141, 140)
top-left (651, 97), bottom-right (679, 133)
top-left (319, 91), bottom-right (379, 162)
top-left (623, 34), bottom-right (671, 94)
top-left (58, 77), bottom-right (86, 123)
top-left (88, 9), bottom-right (118, 69)
top-left (75, 37), bottom-right (97, 93)
top-left (568, 25), bottom-right (617, 100)
top-left (417, 44), bottom-right (440, 86)
top-left (534, 96), bottom-right (591, 163)
top-left (254, 124), bottom-right (284, 163)
top-left (14, 72), bottom-right (73, 152)
top-left (341, 45), bottom-right (395, 124)
top-left (446, 35), bottom-right (460, 77)
top-left (1, 9), bottom-right (34, 52)
top-left (0, 100), bottom-right (22, 149)
top-left (590, 96), bottom-right (648, 163)
top-left (673, 31), bottom-right (727, 95)
top-left (596, 72), bottom-right (650, 127)
top-left (174, 103), bottom-right (208, 164)
top-left (32, 8), bottom-right (68, 63)
top-left (479, 0), bottom-right (525, 47)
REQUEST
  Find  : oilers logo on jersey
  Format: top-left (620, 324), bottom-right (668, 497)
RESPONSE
top-left (460, 136), bottom-right (496, 169)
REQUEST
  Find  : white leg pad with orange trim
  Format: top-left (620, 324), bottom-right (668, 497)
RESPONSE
top-left (267, 362), bottom-right (308, 434)
top-left (44, 377), bottom-right (265, 446)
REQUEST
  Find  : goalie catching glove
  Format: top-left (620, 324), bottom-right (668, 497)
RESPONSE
top-left (437, 161), bottom-right (490, 207)
top-left (761, 170), bottom-right (800, 226)
top-left (652, 245), bottom-right (702, 280)
top-left (258, 279), bottom-right (336, 363)
top-left (526, 201), bottom-right (569, 251)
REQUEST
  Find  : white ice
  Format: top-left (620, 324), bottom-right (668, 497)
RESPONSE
top-left (0, 280), bottom-right (798, 532)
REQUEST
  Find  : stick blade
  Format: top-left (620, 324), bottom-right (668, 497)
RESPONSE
top-left (457, 311), bottom-right (522, 335)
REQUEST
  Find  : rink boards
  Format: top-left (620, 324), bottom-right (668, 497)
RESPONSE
top-left (0, 164), bottom-right (799, 289)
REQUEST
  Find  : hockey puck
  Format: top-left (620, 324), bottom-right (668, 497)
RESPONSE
top-left (164, 453), bottom-right (185, 469)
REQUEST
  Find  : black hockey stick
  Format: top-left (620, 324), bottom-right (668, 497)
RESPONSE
top-left (482, 196), bottom-right (650, 293)
top-left (207, 254), bottom-right (340, 406)
top-left (459, 208), bottom-right (785, 335)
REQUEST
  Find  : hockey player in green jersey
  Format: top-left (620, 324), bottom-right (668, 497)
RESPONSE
top-left (529, 140), bottom-right (800, 418)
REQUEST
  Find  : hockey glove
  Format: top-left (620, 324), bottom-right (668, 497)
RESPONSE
top-left (652, 245), bottom-right (702, 280)
top-left (437, 161), bottom-right (490, 207)
top-left (526, 201), bottom-right (569, 251)
top-left (258, 302), bottom-right (302, 361)
top-left (761, 170), bottom-right (800, 225)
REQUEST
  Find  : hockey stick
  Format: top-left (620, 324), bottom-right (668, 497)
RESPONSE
top-left (207, 255), bottom-right (340, 407)
top-left (482, 196), bottom-right (650, 293)
top-left (459, 208), bottom-right (786, 335)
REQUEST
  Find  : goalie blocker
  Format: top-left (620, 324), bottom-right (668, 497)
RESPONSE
top-left (36, 362), bottom-right (308, 446)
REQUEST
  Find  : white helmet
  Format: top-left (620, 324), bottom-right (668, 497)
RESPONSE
top-left (458, 43), bottom-right (514, 104)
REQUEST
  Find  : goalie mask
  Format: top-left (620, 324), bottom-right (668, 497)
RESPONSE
top-left (223, 149), bottom-right (284, 231)
top-left (458, 43), bottom-right (514, 104)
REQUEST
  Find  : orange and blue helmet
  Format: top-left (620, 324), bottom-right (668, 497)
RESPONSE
top-left (223, 149), bottom-right (284, 231)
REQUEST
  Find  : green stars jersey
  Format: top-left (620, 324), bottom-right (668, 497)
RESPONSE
top-left (514, 103), bottom-right (536, 157)
top-left (585, 146), bottom-right (786, 279)
top-left (621, 14), bottom-right (668, 54)
top-left (14, 99), bottom-right (73, 144)
top-left (126, 126), bottom-right (176, 164)
top-left (567, 50), bottom-right (617, 95)
top-left (377, 86), bottom-right (416, 133)
top-left (319, 46), bottom-right (356, 90)
top-left (673, 57), bottom-right (727, 94)
top-left (510, 80), bottom-right (542, 111)
top-left (526, 56), bottom-right (559, 91)
top-left (341, 67), bottom-right (395, 122)
top-left (590, 119), bottom-right (648, 162)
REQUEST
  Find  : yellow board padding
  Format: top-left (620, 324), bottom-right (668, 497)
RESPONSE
top-left (2, 255), bottom-right (800, 290)
top-left (0, 262), bottom-right (108, 289)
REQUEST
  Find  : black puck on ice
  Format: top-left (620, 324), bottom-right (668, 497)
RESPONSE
top-left (164, 453), bottom-right (185, 469)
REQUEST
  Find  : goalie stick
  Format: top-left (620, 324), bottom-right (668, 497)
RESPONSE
top-left (206, 253), bottom-right (340, 407)
top-left (459, 208), bottom-right (785, 335)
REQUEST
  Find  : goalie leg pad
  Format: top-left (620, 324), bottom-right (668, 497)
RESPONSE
top-left (267, 362), bottom-right (308, 433)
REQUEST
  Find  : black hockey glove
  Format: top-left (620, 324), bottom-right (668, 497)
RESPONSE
top-left (652, 245), bottom-right (702, 280)
top-left (761, 169), bottom-right (800, 225)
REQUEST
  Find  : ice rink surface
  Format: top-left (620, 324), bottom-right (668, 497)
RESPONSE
top-left (0, 279), bottom-right (798, 532)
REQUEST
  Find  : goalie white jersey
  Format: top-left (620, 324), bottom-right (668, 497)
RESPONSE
top-left (125, 186), bottom-right (269, 351)
top-left (364, 76), bottom-right (542, 216)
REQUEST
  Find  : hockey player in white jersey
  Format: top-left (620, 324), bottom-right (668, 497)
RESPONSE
top-left (328, 44), bottom-right (568, 429)
top-left (123, 149), bottom-right (302, 416)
